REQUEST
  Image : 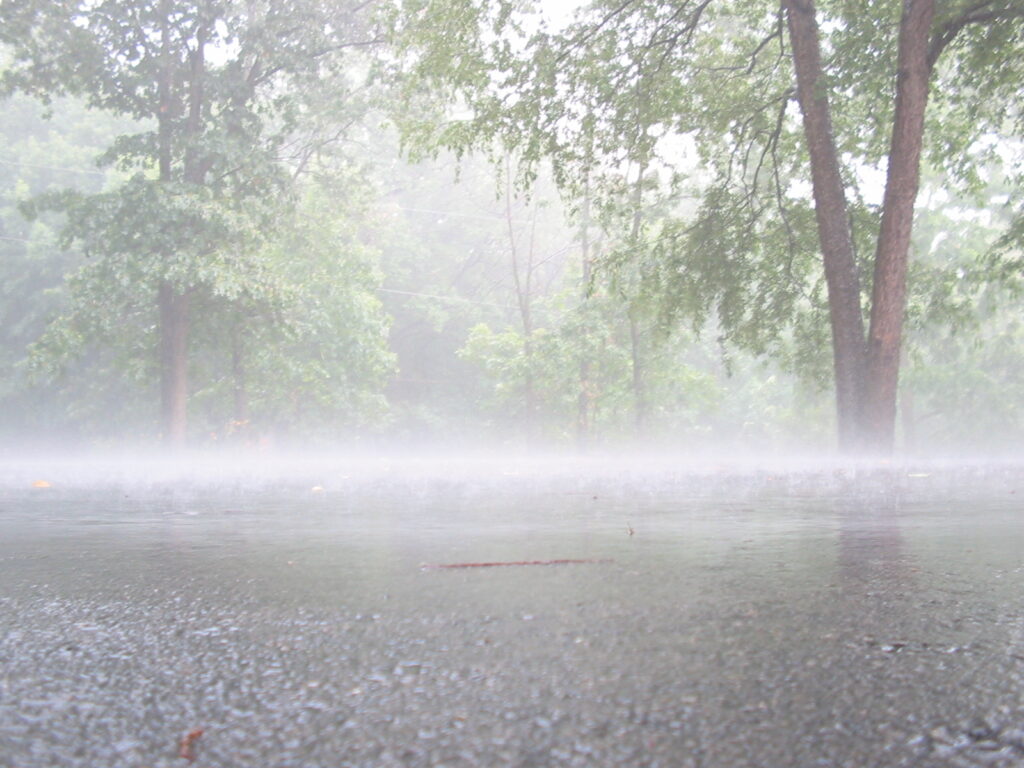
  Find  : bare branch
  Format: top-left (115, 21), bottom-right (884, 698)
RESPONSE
top-left (555, 0), bottom-right (642, 65)
top-left (927, 1), bottom-right (1024, 67)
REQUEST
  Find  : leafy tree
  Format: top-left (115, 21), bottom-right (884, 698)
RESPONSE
top-left (19, 146), bottom-right (395, 446)
top-left (898, 173), bottom-right (1024, 451)
top-left (0, 91), bottom-right (131, 442)
top-left (364, 149), bottom-right (527, 440)
top-left (387, 0), bottom-right (1024, 454)
top-left (187, 182), bottom-right (395, 444)
top-left (1, 0), bottom-right (380, 445)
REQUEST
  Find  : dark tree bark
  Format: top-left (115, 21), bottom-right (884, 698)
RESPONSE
top-left (157, 0), bottom-right (189, 447)
top-left (156, 11), bottom-right (210, 448)
top-left (783, 0), bottom-right (868, 453)
top-left (627, 306), bottom-right (647, 435)
top-left (900, 378), bottom-right (916, 454)
top-left (505, 164), bottom-right (537, 444)
top-left (863, 0), bottom-right (934, 453)
top-left (158, 283), bottom-right (190, 446)
top-left (784, 0), bottom-right (938, 455)
top-left (231, 321), bottom-right (250, 431)
top-left (627, 164), bottom-right (648, 438)
top-left (577, 183), bottom-right (594, 450)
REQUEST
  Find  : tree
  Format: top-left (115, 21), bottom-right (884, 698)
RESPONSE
top-left (1, 0), bottom-right (379, 446)
top-left (784, 0), bottom-right (923, 452)
top-left (186, 182), bottom-right (396, 444)
top-left (0, 92), bottom-right (130, 441)
top-left (388, 0), bottom-right (1024, 454)
top-left (898, 171), bottom-right (1024, 452)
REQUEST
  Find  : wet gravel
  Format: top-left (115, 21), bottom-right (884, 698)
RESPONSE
top-left (0, 458), bottom-right (1022, 767)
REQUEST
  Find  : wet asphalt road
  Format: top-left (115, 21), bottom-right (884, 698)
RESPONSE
top-left (1, 457), bottom-right (1023, 767)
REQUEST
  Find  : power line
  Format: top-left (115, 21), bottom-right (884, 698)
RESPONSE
top-left (0, 159), bottom-right (553, 225)
top-left (378, 287), bottom-right (508, 309)
top-left (378, 286), bottom-right (588, 325)
top-left (0, 157), bottom-right (107, 178)
top-left (393, 205), bottom-right (533, 225)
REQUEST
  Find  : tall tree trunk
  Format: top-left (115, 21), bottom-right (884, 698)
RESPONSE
top-left (628, 161), bottom-right (648, 437)
top-left (183, 24), bottom-right (207, 186)
top-left (783, 0), bottom-right (868, 453)
top-left (156, 16), bottom-right (208, 447)
top-left (900, 383), bottom-right (916, 456)
top-left (231, 321), bottom-right (250, 434)
top-left (577, 182), bottom-right (594, 450)
top-left (505, 162), bottom-right (536, 444)
top-left (159, 284), bottom-right (189, 446)
top-left (157, 0), bottom-right (189, 447)
top-left (627, 306), bottom-right (647, 435)
top-left (863, 0), bottom-right (934, 453)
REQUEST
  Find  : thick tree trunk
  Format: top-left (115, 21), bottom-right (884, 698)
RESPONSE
top-left (783, 0), bottom-right (868, 453)
top-left (159, 282), bottom-right (189, 446)
top-left (155, 16), bottom-right (208, 448)
top-left (577, 186), bottom-right (594, 450)
top-left (627, 306), bottom-right (647, 436)
top-left (183, 26), bottom-right (207, 186)
top-left (863, 0), bottom-right (934, 453)
top-left (231, 322), bottom-right (250, 430)
top-left (627, 166), bottom-right (648, 438)
top-left (900, 384), bottom-right (916, 455)
top-left (156, 0), bottom-right (189, 447)
top-left (505, 165), bottom-right (537, 444)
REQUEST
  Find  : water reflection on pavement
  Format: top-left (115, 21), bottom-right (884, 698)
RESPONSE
top-left (0, 458), bottom-right (1022, 767)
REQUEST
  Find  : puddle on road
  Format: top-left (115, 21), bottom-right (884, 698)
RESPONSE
top-left (1, 460), bottom-right (1022, 767)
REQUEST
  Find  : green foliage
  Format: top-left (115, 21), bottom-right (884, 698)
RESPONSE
top-left (898, 175), bottom-right (1024, 451)
top-left (21, 176), bottom-right (395, 441)
top-left (387, 0), bottom-right (1024, 451)
top-left (3, 0), bottom-right (1023, 450)
top-left (1, 0), bottom-right (387, 443)
top-left (387, 0), bottom-right (821, 359)
top-left (189, 185), bottom-right (396, 441)
top-left (0, 92), bottom-right (133, 439)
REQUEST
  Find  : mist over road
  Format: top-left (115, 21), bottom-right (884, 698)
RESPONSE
top-left (1, 457), bottom-right (1022, 767)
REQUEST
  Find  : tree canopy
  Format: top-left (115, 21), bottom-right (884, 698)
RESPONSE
top-left (1, 0), bottom-right (385, 444)
top-left (387, 0), bottom-right (1024, 453)
top-left (0, 0), bottom-right (1021, 454)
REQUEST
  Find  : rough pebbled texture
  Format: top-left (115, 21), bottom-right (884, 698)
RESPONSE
top-left (1, 463), bottom-right (1022, 767)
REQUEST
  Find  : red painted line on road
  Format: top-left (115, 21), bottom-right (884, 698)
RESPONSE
top-left (178, 728), bottom-right (204, 761)
top-left (421, 558), bottom-right (612, 569)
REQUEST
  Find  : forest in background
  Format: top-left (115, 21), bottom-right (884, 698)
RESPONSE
top-left (0, 0), bottom-right (1022, 455)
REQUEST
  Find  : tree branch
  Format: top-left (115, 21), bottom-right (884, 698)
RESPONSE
top-left (555, 0), bottom-right (643, 65)
top-left (927, 1), bottom-right (1024, 67)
